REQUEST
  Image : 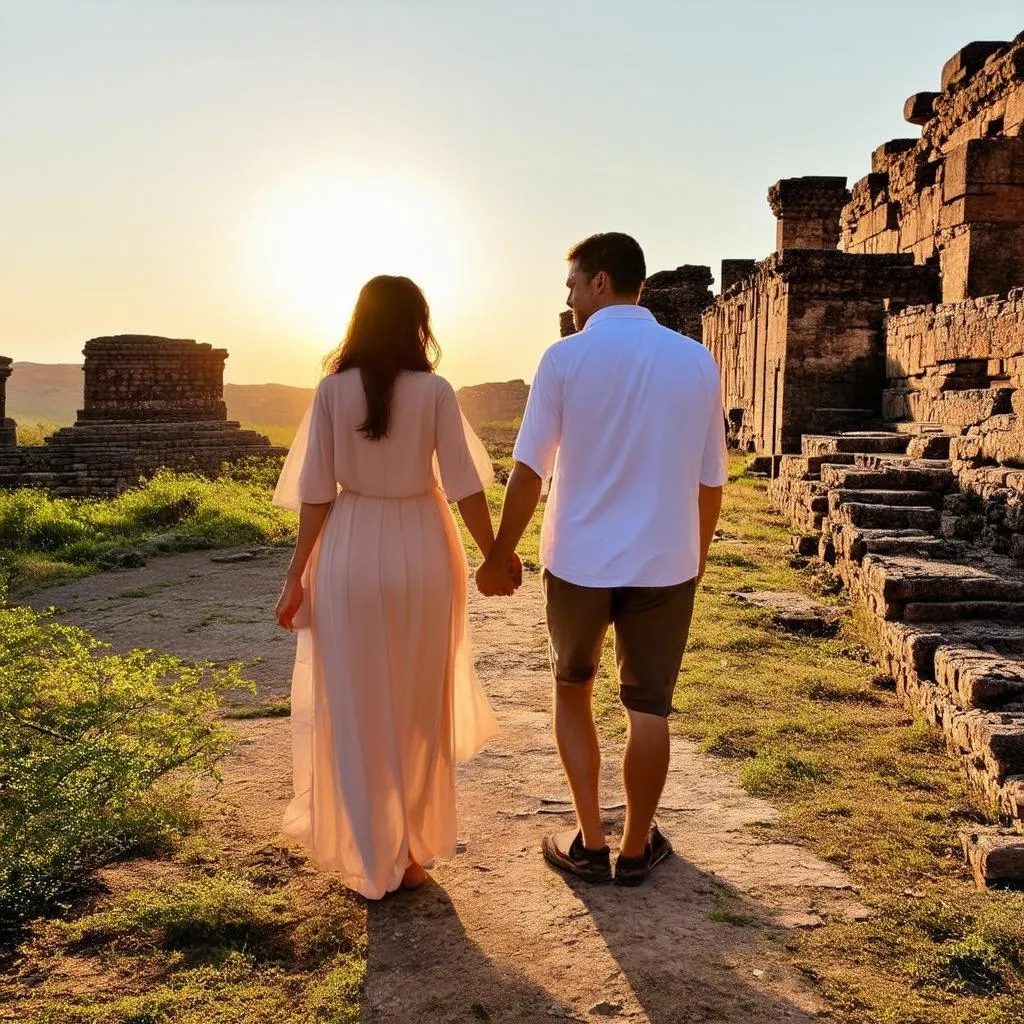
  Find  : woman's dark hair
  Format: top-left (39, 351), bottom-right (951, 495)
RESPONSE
top-left (325, 275), bottom-right (440, 440)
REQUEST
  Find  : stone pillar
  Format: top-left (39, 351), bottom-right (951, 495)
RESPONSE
top-left (0, 356), bottom-right (15, 445)
top-left (720, 259), bottom-right (757, 293)
top-left (768, 177), bottom-right (850, 251)
top-left (559, 310), bottom-right (576, 337)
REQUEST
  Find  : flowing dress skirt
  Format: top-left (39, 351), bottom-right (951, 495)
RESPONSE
top-left (283, 487), bottom-right (498, 899)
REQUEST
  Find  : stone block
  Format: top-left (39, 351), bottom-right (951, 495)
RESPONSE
top-left (942, 137), bottom-right (1024, 201)
top-left (935, 645), bottom-right (1024, 708)
top-left (727, 590), bottom-right (841, 635)
top-left (940, 41), bottom-right (1009, 92)
top-left (871, 138), bottom-right (919, 174)
top-left (944, 707), bottom-right (1024, 779)
top-left (962, 831), bottom-right (1024, 888)
top-left (940, 224), bottom-right (1024, 302)
top-left (904, 92), bottom-right (939, 126)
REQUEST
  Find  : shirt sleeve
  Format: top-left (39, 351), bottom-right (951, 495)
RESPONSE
top-left (297, 381), bottom-right (339, 503)
top-left (435, 379), bottom-right (486, 502)
top-left (513, 346), bottom-right (562, 479)
top-left (699, 356), bottom-right (729, 487)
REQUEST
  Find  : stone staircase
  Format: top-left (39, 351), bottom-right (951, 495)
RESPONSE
top-left (769, 428), bottom-right (1024, 864)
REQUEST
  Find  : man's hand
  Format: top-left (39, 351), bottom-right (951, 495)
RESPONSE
top-left (476, 551), bottom-right (522, 597)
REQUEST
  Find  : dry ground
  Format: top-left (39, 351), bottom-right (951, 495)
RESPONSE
top-left (21, 548), bottom-right (875, 1023)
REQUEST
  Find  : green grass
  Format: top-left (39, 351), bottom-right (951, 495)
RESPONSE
top-left (14, 867), bottom-right (366, 1024)
top-left (0, 462), bottom-right (294, 596)
top-left (239, 421), bottom-right (297, 448)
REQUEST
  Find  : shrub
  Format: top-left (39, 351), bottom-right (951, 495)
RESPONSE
top-left (0, 605), bottom-right (242, 922)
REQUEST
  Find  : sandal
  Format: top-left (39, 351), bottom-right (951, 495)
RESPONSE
top-left (542, 829), bottom-right (612, 884)
top-left (614, 823), bottom-right (673, 887)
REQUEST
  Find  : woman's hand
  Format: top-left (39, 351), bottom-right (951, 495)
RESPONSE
top-left (275, 573), bottom-right (304, 630)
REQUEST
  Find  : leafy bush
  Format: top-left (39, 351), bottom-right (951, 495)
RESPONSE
top-left (0, 605), bottom-right (242, 921)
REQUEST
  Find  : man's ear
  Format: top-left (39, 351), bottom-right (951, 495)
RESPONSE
top-left (593, 270), bottom-right (609, 294)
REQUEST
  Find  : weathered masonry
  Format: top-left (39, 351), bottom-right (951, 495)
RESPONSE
top-left (0, 336), bottom-right (287, 497)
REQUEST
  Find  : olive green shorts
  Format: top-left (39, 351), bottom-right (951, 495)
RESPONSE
top-left (543, 570), bottom-right (698, 718)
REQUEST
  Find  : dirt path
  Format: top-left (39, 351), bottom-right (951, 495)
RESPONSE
top-left (33, 550), bottom-right (871, 1023)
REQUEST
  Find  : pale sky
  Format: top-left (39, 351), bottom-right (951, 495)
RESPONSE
top-left (2, 1), bottom-right (1022, 389)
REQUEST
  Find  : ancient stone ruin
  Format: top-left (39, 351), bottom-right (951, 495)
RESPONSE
top-left (0, 336), bottom-right (287, 497)
top-left (559, 264), bottom-right (716, 341)
top-left (702, 33), bottom-right (1024, 881)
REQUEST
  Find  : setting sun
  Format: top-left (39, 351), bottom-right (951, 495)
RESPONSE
top-left (248, 166), bottom-right (465, 339)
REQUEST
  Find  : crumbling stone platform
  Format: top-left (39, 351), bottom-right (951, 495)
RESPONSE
top-left (0, 336), bottom-right (287, 497)
top-left (770, 428), bottom-right (1024, 882)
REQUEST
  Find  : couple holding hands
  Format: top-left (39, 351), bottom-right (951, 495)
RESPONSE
top-left (274, 232), bottom-right (727, 898)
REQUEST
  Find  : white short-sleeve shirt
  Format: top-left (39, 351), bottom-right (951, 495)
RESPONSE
top-left (513, 304), bottom-right (728, 588)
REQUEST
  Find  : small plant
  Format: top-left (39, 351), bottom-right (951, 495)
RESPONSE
top-left (740, 747), bottom-right (825, 797)
top-left (51, 873), bottom-right (287, 950)
top-left (0, 605), bottom-right (243, 921)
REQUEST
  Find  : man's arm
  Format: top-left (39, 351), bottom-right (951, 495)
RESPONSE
top-left (697, 483), bottom-right (723, 582)
top-left (476, 462), bottom-right (542, 596)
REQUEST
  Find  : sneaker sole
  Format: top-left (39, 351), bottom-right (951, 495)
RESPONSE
top-left (541, 837), bottom-right (612, 884)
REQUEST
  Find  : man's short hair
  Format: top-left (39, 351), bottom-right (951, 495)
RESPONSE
top-left (567, 232), bottom-right (646, 295)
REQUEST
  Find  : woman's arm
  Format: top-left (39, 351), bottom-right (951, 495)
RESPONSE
top-left (456, 490), bottom-right (495, 559)
top-left (275, 500), bottom-right (333, 629)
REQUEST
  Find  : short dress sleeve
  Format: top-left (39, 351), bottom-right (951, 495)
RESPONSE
top-left (434, 378), bottom-right (494, 502)
top-left (272, 380), bottom-right (338, 511)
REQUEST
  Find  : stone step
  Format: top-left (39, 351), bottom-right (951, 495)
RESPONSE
top-left (891, 421), bottom-right (950, 435)
top-left (944, 708), bottom-right (1024, 781)
top-left (820, 465), bottom-right (955, 492)
top-left (837, 503), bottom-right (941, 531)
top-left (807, 408), bottom-right (876, 435)
top-left (935, 645), bottom-right (1024, 710)
top-left (829, 488), bottom-right (946, 511)
top-left (904, 602), bottom-right (1024, 624)
top-left (778, 453), bottom-right (856, 481)
top-left (854, 455), bottom-right (952, 471)
top-left (906, 434), bottom-right (952, 460)
top-left (831, 525), bottom-right (966, 562)
top-left (862, 553), bottom-right (1024, 605)
top-left (801, 432), bottom-right (911, 457)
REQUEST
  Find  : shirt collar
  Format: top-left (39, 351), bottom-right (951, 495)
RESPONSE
top-left (581, 304), bottom-right (656, 330)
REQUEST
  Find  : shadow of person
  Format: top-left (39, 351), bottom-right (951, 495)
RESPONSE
top-left (363, 879), bottom-right (578, 1023)
top-left (569, 853), bottom-right (823, 1023)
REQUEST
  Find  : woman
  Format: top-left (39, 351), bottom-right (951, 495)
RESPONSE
top-left (272, 275), bottom-right (508, 898)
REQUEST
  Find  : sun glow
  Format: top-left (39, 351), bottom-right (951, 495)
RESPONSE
top-left (249, 167), bottom-right (466, 340)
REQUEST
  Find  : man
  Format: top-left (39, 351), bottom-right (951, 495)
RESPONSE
top-left (477, 232), bottom-right (727, 886)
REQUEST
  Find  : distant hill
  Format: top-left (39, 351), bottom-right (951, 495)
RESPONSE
top-left (6, 363), bottom-right (82, 423)
top-left (5, 362), bottom-right (315, 428)
top-left (5, 361), bottom-right (524, 433)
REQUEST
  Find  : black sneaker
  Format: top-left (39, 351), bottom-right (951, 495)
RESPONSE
top-left (613, 823), bottom-right (673, 887)
top-left (541, 829), bottom-right (612, 884)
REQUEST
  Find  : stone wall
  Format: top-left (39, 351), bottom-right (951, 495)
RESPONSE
top-left (0, 337), bottom-right (286, 497)
top-left (704, 249), bottom-right (935, 453)
top-left (80, 336), bottom-right (228, 423)
top-left (842, 35), bottom-right (1024, 303)
top-left (456, 380), bottom-right (530, 428)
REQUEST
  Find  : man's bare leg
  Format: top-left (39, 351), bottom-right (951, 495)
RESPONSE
top-left (619, 708), bottom-right (670, 858)
top-left (553, 680), bottom-right (606, 850)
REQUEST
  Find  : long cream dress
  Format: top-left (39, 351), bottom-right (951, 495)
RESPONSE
top-left (272, 369), bottom-right (498, 899)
